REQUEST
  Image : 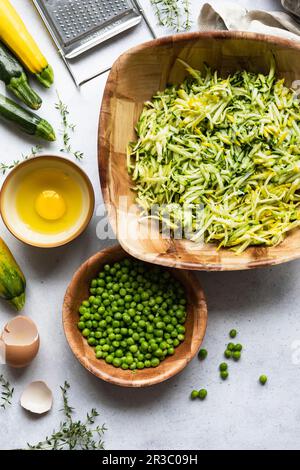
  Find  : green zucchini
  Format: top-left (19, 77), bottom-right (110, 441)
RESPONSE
top-left (0, 93), bottom-right (56, 141)
top-left (0, 238), bottom-right (26, 311)
top-left (0, 41), bottom-right (42, 110)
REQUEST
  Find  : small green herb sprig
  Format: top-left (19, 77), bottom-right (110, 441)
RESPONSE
top-left (55, 93), bottom-right (84, 161)
top-left (0, 145), bottom-right (43, 175)
top-left (151, 0), bottom-right (191, 31)
top-left (0, 374), bottom-right (14, 409)
top-left (27, 382), bottom-right (106, 450)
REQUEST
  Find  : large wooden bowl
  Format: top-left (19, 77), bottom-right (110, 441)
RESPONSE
top-left (99, 31), bottom-right (300, 271)
top-left (63, 245), bottom-right (207, 387)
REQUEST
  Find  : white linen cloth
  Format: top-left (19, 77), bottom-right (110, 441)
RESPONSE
top-left (198, 0), bottom-right (300, 40)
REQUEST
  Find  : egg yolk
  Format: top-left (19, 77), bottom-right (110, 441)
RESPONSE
top-left (35, 190), bottom-right (66, 221)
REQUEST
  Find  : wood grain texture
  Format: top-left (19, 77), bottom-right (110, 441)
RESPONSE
top-left (99, 31), bottom-right (300, 271)
top-left (62, 245), bottom-right (208, 387)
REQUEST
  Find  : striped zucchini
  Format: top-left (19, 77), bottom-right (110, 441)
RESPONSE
top-left (0, 238), bottom-right (26, 311)
top-left (0, 41), bottom-right (42, 110)
top-left (0, 93), bottom-right (56, 141)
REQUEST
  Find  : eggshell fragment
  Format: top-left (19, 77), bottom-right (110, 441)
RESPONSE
top-left (20, 381), bottom-right (53, 414)
top-left (1, 316), bottom-right (40, 368)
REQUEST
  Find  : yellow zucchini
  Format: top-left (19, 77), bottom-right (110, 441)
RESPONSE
top-left (0, 237), bottom-right (26, 310)
top-left (0, 0), bottom-right (53, 87)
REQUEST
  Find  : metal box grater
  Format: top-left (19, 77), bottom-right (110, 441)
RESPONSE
top-left (33, 0), bottom-right (145, 59)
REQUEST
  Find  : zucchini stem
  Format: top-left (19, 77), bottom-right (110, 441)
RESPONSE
top-left (36, 64), bottom-right (54, 88)
top-left (9, 292), bottom-right (25, 311)
top-left (8, 73), bottom-right (42, 110)
top-left (36, 119), bottom-right (56, 141)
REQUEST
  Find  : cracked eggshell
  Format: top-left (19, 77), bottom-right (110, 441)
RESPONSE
top-left (1, 316), bottom-right (40, 368)
top-left (20, 381), bottom-right (53, 414)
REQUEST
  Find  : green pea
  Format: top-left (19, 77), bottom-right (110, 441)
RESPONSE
top-left (112, 358), bottom-right (121, 368)
top-left (259, 375), bottom-right (268, 385)
top-left (224, 350), bottom-right (232, 359)
top-left (221, 371), bottom-right (229, 380)
top-left (151, 358), bottom-right (160, 367)
top-left (219, 363), bottom-right (228, 372)
top-left (154, 348), bottom-right (163, 358)
top-left (105, 355), bottom-right (113, 364)
top-left (233, 351), bottom-right (241, 361)
top-left (191, 390), bottom-right (199, 399)
top-left (234, 344), bottom-right (243, 352)
top-left (125, 356), bottom-right (134, 365)
top-left (82, 328), bottom-right (90, 337)
top-left (141, 342), bottom-right (149, 352)
top-left (198, 349), bottom-right (208, 360)
top-left (88, 337), bottom-right (97, 346)
top-left (198, 389), bottom-right (207, 400)
top-left (77, 322), bottom-right (85, 330)
top-left (229, 329), bottom-right (237, 338)
top-left (132, 332), bottom-right (139, 341)
top-left (227, 343), bottom-right (235, 351)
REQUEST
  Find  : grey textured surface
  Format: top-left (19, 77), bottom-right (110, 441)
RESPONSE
top-left (1, 0), bottom-right (300, 451)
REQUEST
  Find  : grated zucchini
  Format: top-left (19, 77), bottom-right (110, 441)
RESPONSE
top-left (127, 60), bottom-right (300, 253)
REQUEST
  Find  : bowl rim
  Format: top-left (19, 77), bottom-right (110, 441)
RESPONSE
top-left (0, 154), bottom-right (95, 249)
top-left (98, 30), bottom-right (300, 271)
top-left (62, 245), bottom-right (208, 387)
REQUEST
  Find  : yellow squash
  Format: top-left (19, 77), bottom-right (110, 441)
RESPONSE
top-left (0, 0), bottom-right (53, 87)
top-left (0, 237), bottom-right (26, 310)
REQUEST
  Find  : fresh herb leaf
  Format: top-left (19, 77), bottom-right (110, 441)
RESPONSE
top-left (0, 374), bottom-right (14, 409)
top-left (151, 0), bottom-right (191, 31)
top-left (55, 92), bottom-right (84, 161)
top-left (27, 381), bottom-right (106, 450)
top-left (0, 145), bottom-right (43, 175)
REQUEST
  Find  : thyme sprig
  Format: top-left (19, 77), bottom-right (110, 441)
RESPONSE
top-left (27, 382), bottom-right (106, 450)
top-left (55, 93), bottom-right (84, 161)
top-left (0, 145), bottom-right (43, 175)
top-left (0, 374), bottom-right (14, 409)
top-left (151, 0), bottom-right (191, 31)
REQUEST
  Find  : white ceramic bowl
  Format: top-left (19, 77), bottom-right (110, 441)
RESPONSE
top-left (0, 155), bottom-right (95, 248)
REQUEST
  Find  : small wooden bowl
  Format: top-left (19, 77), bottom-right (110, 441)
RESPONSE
top-left (63, 245), bottom-right (207, 387)
top-left (99, 31), bottom-right (300, 270)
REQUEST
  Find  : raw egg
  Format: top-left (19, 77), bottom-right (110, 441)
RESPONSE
top-left (1, 316), bottom-right (40, 368)
top-left (15, 167), bottom-right (83, 235)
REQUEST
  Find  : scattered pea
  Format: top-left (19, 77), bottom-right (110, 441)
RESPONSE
top-left (219, 363), bottom-right (228, 372)
top-left (198, 389), bottom-right (207, 400)
top-left (220, 371), bottom-right (229, 380)
top-left (259, 375), bottom-right (268, 385)
top-left (233, 351), bottom-right (241, 361)
top-left (191, 390), bottom-right (199, 399)
top-left (229, 329), bottom-right (237, 338)
top-left (224, 350), bottom-right (232, 359)
top-left (198, 349), bottom-right (208, 361)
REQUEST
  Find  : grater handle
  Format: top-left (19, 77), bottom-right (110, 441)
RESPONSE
top-left (133, 0), bottom-right (157, 39)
